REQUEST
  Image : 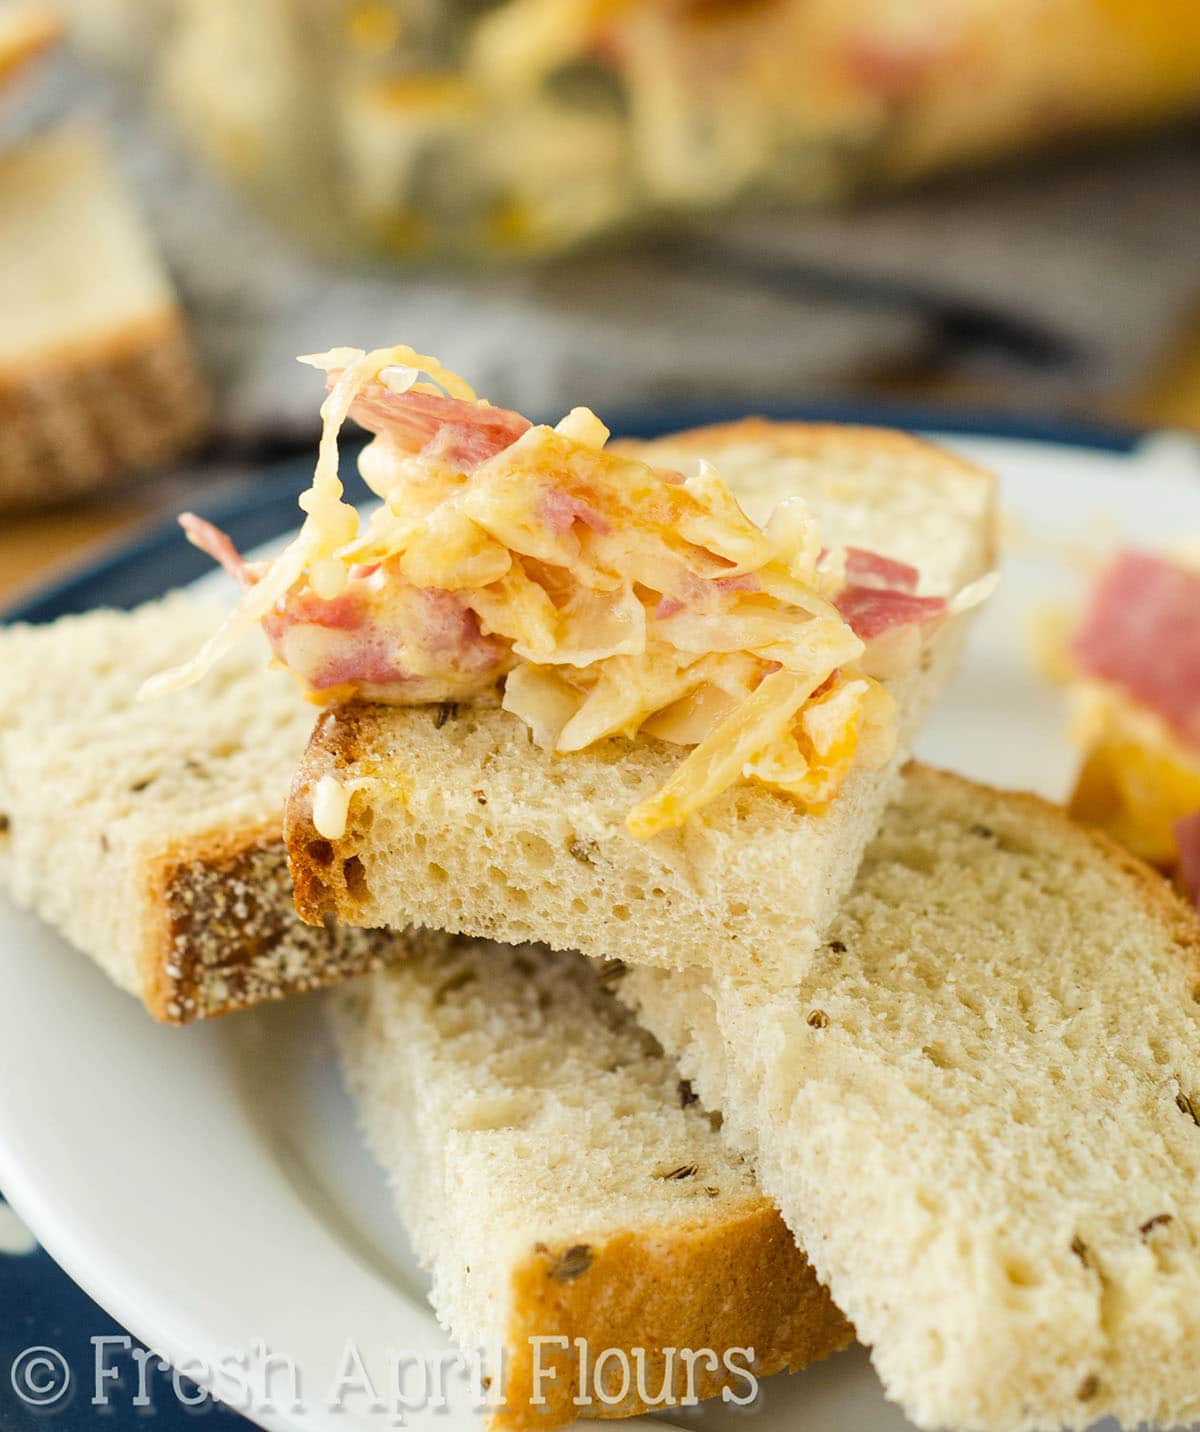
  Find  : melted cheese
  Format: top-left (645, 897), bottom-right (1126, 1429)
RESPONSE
top-left (312, 772), bottom-right (373, 841)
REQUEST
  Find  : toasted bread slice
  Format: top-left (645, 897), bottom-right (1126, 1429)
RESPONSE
top-left (0, 597), bottom-right (391, 1022)
top-left (330, 933), bottom-right (852, 1432)
top-left (286, 421), bottom-right (995, 984)
top-left (621, 763), bottom-right (1200, 1432)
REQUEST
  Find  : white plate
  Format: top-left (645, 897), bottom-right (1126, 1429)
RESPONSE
top-left (2, 426), bottom-right (1199, 1432)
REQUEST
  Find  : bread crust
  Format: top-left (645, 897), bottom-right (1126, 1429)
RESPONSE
top-left (0, 312), bottom-right (211, 509)
top-left (286, 705), bottom-right (365, 926)
top-left (498, 1197), bottom-right (852, 1430)
top-left (139, 818), bottom-right (394, 1024)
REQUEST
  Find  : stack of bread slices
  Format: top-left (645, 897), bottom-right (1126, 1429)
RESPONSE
top-left (5, 418), bottom-right (1200, 1432)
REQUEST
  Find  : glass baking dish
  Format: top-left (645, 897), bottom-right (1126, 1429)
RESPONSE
top-left (71, 0), bottom-right (1200, 260)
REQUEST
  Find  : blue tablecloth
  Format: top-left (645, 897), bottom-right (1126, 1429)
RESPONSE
top-left (0, 1193), bottom-right (250, 1430)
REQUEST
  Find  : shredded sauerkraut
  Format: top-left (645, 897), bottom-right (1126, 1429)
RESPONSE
top-left (145, 344), bottom-right (963, 836)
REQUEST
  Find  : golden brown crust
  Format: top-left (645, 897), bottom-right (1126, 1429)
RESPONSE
top-left (495, 1197), bottom-right (853, 1431)
top-left (285, 704), bottom-right (369, 926)
top-left (0, 313), bottom-right (211, 510)
top-left (139, 816), bottom-right (395, 1024)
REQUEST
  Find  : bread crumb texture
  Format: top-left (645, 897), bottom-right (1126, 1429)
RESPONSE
top-left (625, 764), bottom-right (1200, 1432)
top-left (330, 936), bottom-right (852, 1431)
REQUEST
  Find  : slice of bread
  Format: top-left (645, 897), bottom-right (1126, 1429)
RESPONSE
top-left (621, 763), bottom-right (1200, 1432)
top-left (329, 933), bottom-right (853, 1432)
top-left (0, 126), bottom-right (210, 509)
top-left (0, 596), bottom-right (392, 1022)
top-left (286, 421), bottom-right (996, 984)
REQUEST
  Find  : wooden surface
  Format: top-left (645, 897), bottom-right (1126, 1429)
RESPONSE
top-left (0, 498), bottom-right (151, 604)
top-left (3, 319), bottom-right (1200, 608)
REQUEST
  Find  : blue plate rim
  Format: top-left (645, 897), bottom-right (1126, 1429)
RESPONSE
top-left (3, 400), bottom-right (1147, 626)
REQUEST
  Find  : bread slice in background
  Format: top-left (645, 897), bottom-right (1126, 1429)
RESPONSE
top-left (0, 126), bottom-right (210, 509)
top-left (0, 597), bottom-right (393, 1022)
top-left (286, 421), bottom-right (996, 985)
top-left (621, 763), bottom-right (1200, 1432)
top-left (330, 933), bottom-right (852, 1432)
